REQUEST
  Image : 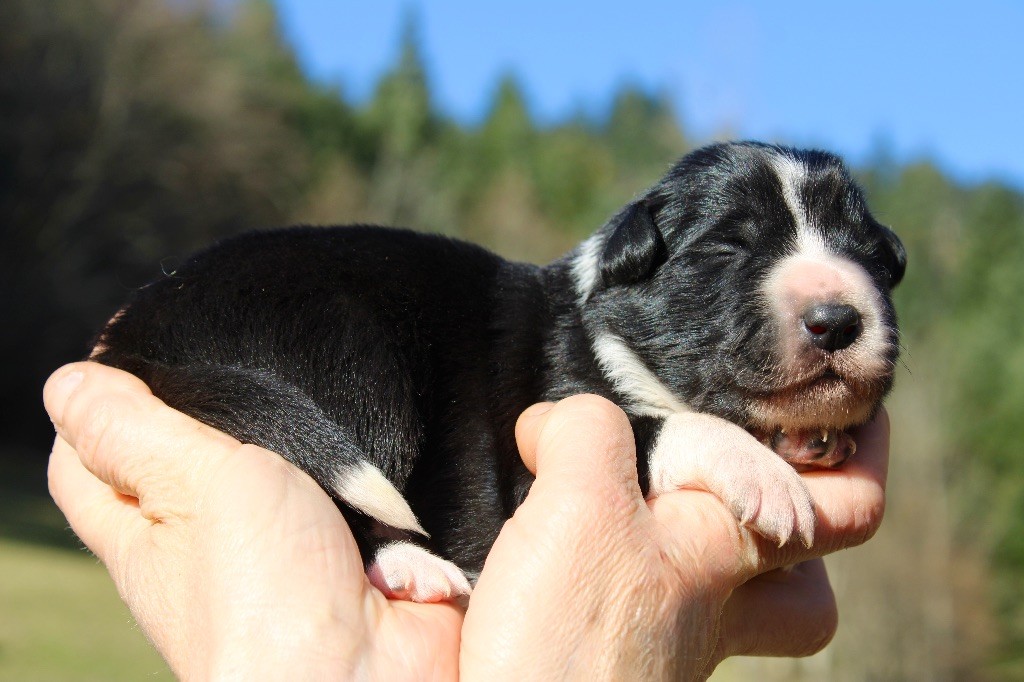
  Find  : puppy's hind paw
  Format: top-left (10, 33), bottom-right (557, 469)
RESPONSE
top-left (367, 542), bottom-right (473, 604)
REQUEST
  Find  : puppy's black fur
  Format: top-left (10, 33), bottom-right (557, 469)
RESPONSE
top-left (91, 142), bottom-right (905, 577)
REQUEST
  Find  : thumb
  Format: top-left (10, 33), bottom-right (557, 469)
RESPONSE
top-left (465, 396), bottom-right (650, 675)
top-left (515, 394), bottom-right (642, 501)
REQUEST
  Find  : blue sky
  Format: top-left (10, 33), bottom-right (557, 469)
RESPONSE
top-left (274, 1), bottom-right (1024, 188)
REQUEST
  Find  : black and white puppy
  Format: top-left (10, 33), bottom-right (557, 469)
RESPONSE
top-left (91, 142), bottom-right (905, 602)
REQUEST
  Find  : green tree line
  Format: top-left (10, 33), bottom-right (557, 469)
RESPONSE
top-left (3, 0), bottom-right (1023, 677)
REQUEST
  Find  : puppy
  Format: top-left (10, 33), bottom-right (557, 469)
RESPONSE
top-left (91, 141), bottom-right (905, 602)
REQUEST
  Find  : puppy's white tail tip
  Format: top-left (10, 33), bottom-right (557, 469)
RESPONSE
top-left (332, 461), bottom-right (428, 537)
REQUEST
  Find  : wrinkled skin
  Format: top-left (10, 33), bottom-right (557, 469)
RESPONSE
top-left (45, 362), bottom-right (888, 680)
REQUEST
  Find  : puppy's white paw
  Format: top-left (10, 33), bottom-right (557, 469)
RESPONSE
top-left (648, 412), bottom-right (816, 547)
top-left (367, 542), bottom-right (473, 603)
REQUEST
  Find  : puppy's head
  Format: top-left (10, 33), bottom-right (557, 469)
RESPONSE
top-left (573, 142), bottom-right (905, 464)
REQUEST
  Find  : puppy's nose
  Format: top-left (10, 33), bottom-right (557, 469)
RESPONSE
top-left (803, 303), bottom-right (861, 352)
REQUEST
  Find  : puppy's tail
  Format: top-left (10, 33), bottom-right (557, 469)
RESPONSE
top-left (93, 356), bottom-right (427, 537)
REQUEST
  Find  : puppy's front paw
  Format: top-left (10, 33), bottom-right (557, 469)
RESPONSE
top-left (367, 542), bottom-right (473, 603)
top-left (648, 413), bottom-right (816, 547)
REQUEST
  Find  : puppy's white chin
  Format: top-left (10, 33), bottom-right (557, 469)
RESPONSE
top-left (746, 377), bottom-right (881, 432)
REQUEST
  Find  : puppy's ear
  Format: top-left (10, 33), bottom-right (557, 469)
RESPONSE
top-left (880, 224), bottom-right (906, 288)
top-left (600, 201), bottom-right (668, 288)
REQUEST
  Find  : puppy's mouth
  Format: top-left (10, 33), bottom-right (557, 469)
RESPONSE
top-left (750, 426), bottom-right (856, 470)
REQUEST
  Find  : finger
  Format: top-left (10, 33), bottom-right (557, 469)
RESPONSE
top-left (648, 409), bottom-right (889, 580)
top-left (44, 362), bottom-right (240, 507)
top-left (514, 402), bottom-right (553, 474)
top-left (506, 395), bottom-right (650, 572)
top-left (515, 394), bottom-right (641, 501)
top-left (801, 407), bottom-right (889, 547)
top-left (713, 559), bottom-right (837, 663)
top-left (47, 435), bottom-right (150, 570)
top-left (752, 408), bottom-right (890, 569)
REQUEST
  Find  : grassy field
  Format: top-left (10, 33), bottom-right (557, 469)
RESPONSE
top-left (0, 537), bottom-right (170, 680)
top-left (0, 453), bottom-right (169, 680)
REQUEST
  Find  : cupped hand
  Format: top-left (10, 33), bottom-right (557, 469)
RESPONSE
top-left (45, 362), bottom-right (463, 680)
top-left (45, 363), bottom-right (887, 680)
top-left (462, 396), bottom-right (887, 679)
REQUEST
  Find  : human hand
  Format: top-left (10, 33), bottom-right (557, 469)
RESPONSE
top-left (45, 362), bottom-right (464, 680)
top-left (46, 363), bottom-right (887, 680)
top-left (462, 395), bottom-right (888, 679)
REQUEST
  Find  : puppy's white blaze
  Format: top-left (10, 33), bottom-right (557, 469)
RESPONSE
top-left (571, 233), bottom-right (604, 303)
top-left (332, 462), bottom-right (428, 537)
top-left (591, 331), bottom-right (691, 417)
top-left (770, 153), bottom-right (810, 231)
top-left (773, 154), bottom-right (846, 265)
top-left (770, 152), bottom-right (838, 261)
top-left (788, 211), bottom-right (835, 272)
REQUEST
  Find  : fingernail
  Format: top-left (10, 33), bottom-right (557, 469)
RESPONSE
top-left (521, 402), bottom-right (554, 419)
top-left (49, 371), bottom-right (84, 425)
top-left (59, 370), bottom-right (84, 396)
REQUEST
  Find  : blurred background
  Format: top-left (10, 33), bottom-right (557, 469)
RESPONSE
top-left (2, 0), bottom-right (1022, 679)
